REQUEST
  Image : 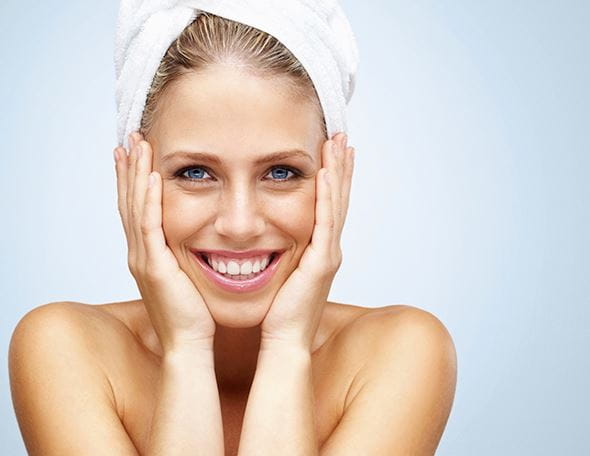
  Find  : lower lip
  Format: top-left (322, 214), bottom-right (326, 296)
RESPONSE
top-left (192, 252), bottom-right (283, 293)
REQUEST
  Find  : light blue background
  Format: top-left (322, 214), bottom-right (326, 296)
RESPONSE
top-left (1, 1), bottom-right (588, 454)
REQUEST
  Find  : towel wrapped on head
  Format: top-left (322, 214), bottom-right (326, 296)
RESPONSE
top-left (114, 0), bottom-right (360, 150)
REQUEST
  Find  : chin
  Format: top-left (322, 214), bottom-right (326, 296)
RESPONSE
top-left (204, 293), bottom-right (273, 329)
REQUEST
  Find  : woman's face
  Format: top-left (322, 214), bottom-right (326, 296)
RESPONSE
top-left (146, 64), bottom-right (325, 328)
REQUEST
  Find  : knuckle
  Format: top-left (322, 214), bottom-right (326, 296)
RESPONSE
top-left (127, 259), bottom-right (137, 277)
top-left (117, 203), bottom-right (127, 218)
top-left (140, 221), bottom-right (151, 237)
top-left (126, 196), bottom-right (134, 215)
top-left (328, 218), bottom-right (336, 231)
top-left (346, 161), bottom-right (354, 175)
top-left (131, 204), bottom-right (141, 221)
top-left (330, 250), bottom-right (343, 271)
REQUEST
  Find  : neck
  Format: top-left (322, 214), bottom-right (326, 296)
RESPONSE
top-left (213, 323), bottom-right (262, 392)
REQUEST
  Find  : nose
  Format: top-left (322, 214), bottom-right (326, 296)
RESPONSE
top-left (213, 185), bottom-right (266, 242)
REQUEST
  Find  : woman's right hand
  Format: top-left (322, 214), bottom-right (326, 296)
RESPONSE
top-left (114, 131), bottom-right (216, 354)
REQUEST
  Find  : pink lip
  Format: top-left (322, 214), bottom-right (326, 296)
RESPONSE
top-left (192, 251), bottom-right (283, 293)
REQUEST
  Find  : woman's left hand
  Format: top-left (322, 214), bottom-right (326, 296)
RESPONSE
top-left (260, 133), bottom-right (355, 353)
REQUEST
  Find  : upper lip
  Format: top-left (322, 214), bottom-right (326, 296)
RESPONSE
top-left (190, 248), bottom-right (285, 259)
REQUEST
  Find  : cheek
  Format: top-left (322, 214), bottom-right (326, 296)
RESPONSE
top-left (161, 191), bottom-right (214, 243)
top-left (161, 187), bottom-right (317, 245)
top-left (264, 190), bottom-right (316, 242)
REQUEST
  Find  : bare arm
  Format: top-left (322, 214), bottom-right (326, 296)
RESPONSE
top-left (235, 307), bottom-right (457, 456)
top-left (9, 303), bottom-right (140, 455)
top-left (237, 345), bottom-right (318, 456)
top-left (113, 133), bottom-right (225, 454)
top-left (9, 303), bottom-right (224, 456)
top-left (146, 347), bottom-right (224, 455)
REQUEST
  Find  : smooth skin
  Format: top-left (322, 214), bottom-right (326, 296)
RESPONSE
top-left (119, 133), bottom-right (217, 352)
top-left (115, 87), bottom-right (349, 452)
top-left (117, 117), bottom-right (345, 453)
top-left (8, 64), bottom-right (457, 455)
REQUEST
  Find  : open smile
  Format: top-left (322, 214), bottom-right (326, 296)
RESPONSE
top-left (191, 250), bottom-right (284, 293)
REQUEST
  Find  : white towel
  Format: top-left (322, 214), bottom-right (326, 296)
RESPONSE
top-left (114, 0), bottom-right (360, 150)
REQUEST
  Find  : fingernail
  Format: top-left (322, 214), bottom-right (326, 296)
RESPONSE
top-left (332, 141), bottom-right (338, 154)
top-left (128, 133), bottom-right (135, 150)
top-left (324, 170), bottom-right (331, 184)
top-left (137, 142), bottom-right (143, 158)
top-left (148, 172), bottom-right (155, 188)
top-left (113, 148), bottom-right (119, 162)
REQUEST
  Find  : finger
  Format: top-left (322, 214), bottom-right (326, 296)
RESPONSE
top-left (114, 146), bottom-right (131, 240)
top-left (133, 139), bottom-right (153, 236)
top-left (341, 146), bottom-right (354, 224)
top-left (126, 134), bottom-right (138, 226)
top-left (126, 134), bottom-right (140, 263)
top-left (129, 141), bottom-right (151, 267)
top-left (336, 133), bottom-right (347, 178)
top-left (330, 134), bottom-right (345, 181)
top-left (311, 143), bottom-right (335, 259)
top-left (142, 171), bottom-right (173, 272)
top-left (327, 137), bottom-right (343, 229)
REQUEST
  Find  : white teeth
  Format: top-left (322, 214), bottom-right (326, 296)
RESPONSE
top-left (227, 261), bottom-right (240, 275)
top-left (240, 261), bottom-right (253, 275)
top-left (206, 253), bottom-right (274, 276)
top-left (217, 260), bottom-right (227, 274)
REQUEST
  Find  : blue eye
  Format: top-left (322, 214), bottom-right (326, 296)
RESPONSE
top-left (173, 167), bottom-right (212, 184)
top-left (184, 167), bottom-right (210, 180)
top-left (267, 166), bottom-right (296, 181)
top-left (174, 165), bottom-right (302, 185)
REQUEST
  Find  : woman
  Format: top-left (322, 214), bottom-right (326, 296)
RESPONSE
top-left (9, 3), bottom-right (457, 455)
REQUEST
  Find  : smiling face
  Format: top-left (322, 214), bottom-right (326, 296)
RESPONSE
top-left (145, 64), bottom-right (326, 328)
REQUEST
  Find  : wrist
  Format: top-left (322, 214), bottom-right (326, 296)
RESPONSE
top-left (259, 339), bottom-right (311, 358)
top-left (163, 341), bottom-right (215, 364)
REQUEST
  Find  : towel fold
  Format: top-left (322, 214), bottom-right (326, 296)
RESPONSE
top-left (114, 0), bottom-right (359, 150)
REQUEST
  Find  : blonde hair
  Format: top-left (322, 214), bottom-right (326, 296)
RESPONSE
top-left (140, 12), bottom-right (327, 139)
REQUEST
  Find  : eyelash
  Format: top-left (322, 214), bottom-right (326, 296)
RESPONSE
top-left (173, 165), bottom-right (303, 185)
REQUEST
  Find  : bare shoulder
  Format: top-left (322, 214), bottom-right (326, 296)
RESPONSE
top-left (8, 302), bottom-right (139, 454)
top-left (336, 304), bottom-right (457, 407)
top-left (9, 301), bottom-right (129, 402)
top-left (349, 304), bottom-right (455, 348)
top-left (9, 300), bottom-right (147, 418)
top-left (318, 304), bottom-right (457, 455)
top-left (10, 301), bottom-right (132, 356)
top-left (10, 301), bottom-right (123, 351)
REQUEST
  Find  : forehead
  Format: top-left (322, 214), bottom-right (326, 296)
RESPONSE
top-left (151, 65), bottom-right (324, 160)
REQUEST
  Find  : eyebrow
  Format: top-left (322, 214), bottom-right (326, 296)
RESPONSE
top-left (161, 149), bottom-right (314, 166)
